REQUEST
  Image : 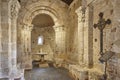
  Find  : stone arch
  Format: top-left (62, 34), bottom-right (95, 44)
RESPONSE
top-left (22, 2), bottom-right (62, 27)
top-left (17, 0), bottom-right (68, 69)
top-left (17, 0), bottom-right (69, 30)
top-left (26, 7), bottom-right (60, 27)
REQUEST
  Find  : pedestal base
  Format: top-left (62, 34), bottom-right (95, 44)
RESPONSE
top-left (39, 63), bottom-right (49, 68)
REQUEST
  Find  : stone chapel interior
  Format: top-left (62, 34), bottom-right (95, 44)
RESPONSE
top-left (0, 0), bottom-right (120, 80)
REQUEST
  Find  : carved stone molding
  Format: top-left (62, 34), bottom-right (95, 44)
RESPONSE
top-left (76, 7), bottom-right (82, 16)
top-left (10, 0), bottom-right (20, 19)
top-left (29, 24), bottom-right (34, 31)
top-left (22, 24), bottom-right (33, 31)
top-left (75, 6), bottom-right (86, 22)
top-left (54, 25), bottom-right (65, 32)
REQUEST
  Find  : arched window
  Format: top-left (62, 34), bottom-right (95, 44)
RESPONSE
top-left (38, 36), bottom-right (43, 45)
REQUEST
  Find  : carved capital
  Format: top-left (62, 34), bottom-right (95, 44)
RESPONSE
top-left (54, 25), bottom-right (65, 32)
top-left (22, 23), bottom-right (28, 30)
top-left (22, 23), bottom-right (33, 31)
top-left (29, 24), bottom-right (34, 31)
top-left (75, 7), bottom-right (83, 16)
top-left (10, 0), bottom-right (20, 19)
top-left (76, 7), bottom-right (86, 22)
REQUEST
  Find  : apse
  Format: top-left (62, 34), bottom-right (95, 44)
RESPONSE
top-left (31, 14), bottom-right (55, 62)
top-left (32, 14), bottom-right (54, 27)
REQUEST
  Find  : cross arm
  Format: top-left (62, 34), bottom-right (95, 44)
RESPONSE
top-left (105, 19), bottom-right (111, 25)
top-left (94, 24), bottom-right (98, 28)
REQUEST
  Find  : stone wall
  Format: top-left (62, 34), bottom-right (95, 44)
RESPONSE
top-left (31, 26), bottom-right (55, 61)
top-left (67, 0), bottom-right (120, 80)
top-left (107, 0), bottom-right (120, 80)
top-left (0, 0), bottom-right (119, 79)
top-left (20, 24), bottom-right (33, 69)
top-left (67, 0), bottom-right (94, 67)
top-left (0, 0), bottom-right (10, 78)
top-left (91, 0), bottom-right (113, 71)
top-left (66, 0), bottom-right (81, 64)
top-left (89, 0), bottom-right (120, 79)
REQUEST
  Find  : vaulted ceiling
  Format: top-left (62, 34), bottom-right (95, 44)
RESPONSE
top-left (61, 0), bottom-right (73, 5)
top-left (32, 14), bottom-right (54, 27)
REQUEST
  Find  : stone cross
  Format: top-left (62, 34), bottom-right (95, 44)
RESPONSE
top-left (94, 12), bottom-right (111, 55)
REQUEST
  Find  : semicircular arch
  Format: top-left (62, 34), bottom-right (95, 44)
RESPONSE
top-left (23, 6), bottom-right (61, 27)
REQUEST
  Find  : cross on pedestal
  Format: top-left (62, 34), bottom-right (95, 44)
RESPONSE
top-left (94, 12), bottom-right (111, 55)
top-left (94, 12), bottom-right (111, 80)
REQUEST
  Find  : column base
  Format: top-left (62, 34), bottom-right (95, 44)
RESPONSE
top-left (9, 65), bottom-right (25, 80)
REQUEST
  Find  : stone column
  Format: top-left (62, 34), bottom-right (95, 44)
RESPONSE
top-left (20, 25), bottom-right (26, 68)
top-left (53, 25), bottom-right (66, 67)
top-left (22, 24), bottom-right (33, 70)
top-left (53, 25), bottom-right (66, 65)
top-left (87, 5), bottom-right (94, 68)
top-left (54, 25), bottom-right (66, 54)
top-left (0, 0), bottom-right (11, 78)
top-left (76, 7), bottom-right (85, 66)
top-left (84, 6), bottom-right (94, 68)
top-left (9, 0), bottom-right (21, 79)
top-left (76, 6), bottom-right (94, 68)
top-left (26, 25), bottom-right (33, 70)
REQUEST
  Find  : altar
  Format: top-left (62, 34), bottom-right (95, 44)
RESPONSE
top-left (33, 52), bottom-right (49, 68)
top-left (34, 53), bottom-right (48, 62)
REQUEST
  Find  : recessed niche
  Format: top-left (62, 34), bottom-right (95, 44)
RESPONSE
top-left (95, 39), bottom-right (97, 42)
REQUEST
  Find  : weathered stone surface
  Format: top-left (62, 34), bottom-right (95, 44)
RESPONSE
top-left (66, 0), bottom-right (120, 80)
top-left (0, 0), bottom-right (120, 80)
top-left (32, 27), bottom-right (55, 60)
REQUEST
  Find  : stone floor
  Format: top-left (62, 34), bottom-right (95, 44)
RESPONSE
top-left (25, 67), bottom-right (74, 80)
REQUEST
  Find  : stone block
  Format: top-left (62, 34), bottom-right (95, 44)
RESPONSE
top-left (1, 61), bottom-right (8, 68)
top-left (89, 70), bottom-right (103, 80)
top-left (1, 52), bottom-right (8, 59)
top-left (39, 63), bottom-right (49, 68)
top-left (0, 68), bottom-right (9, 78)
top-left (78, 70), bottom-right (88, 80)
top-left (1, 44), bottom-right (8, 52)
